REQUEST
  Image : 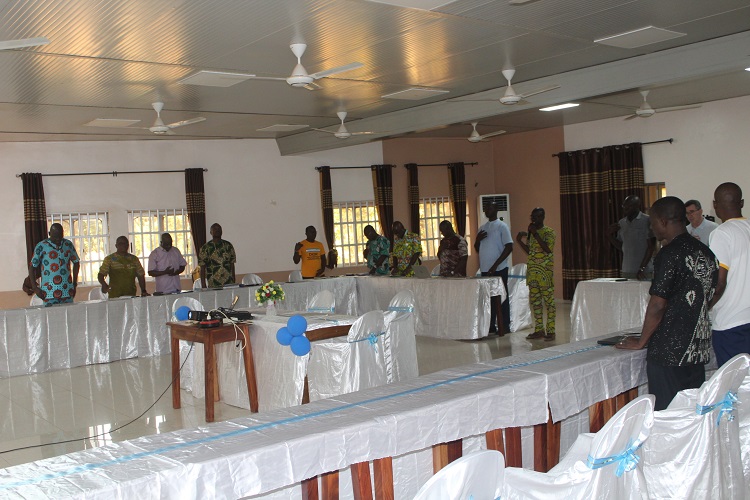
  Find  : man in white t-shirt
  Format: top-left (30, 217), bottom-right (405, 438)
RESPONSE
top-left (709, 182), bottom-right (750, 366)
top-left (685, 199), bottom-right (719, 246)
top-left (475, 202), bottom-right (513, 335)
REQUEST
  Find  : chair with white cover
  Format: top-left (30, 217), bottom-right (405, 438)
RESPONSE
top-left (193, 278), bottom-right (202, 290)
top-left (508, 263), bottom-right (531, 332)
top-left (383, 290), bottom-right (418, 383)
top-left (306, 310), bottom-right (387, 401)
top-left (738, 369), bottom-right (750, 492)
top-left (642, 353), bottom-right (750, 500)
top-left (504, 395), bottom-right (655, 500)
top-left (170, 296), bottom-right (213, 399)
top-left (307, 289), bottom-right (335, 313)
top-left (88, 286), bottom-right (108, 301)
top-left (414, 450), bottom-right (505, 500)
top-left (289, 270), bottom-right (303, 283)
top-left (29, 294), bottom-right (44, 306)
top-left (241, 273), bottom-right (263, 285)
top-left (431, 264), bottom-right (441, 276)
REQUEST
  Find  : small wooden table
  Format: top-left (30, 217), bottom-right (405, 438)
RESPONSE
top-left (169, 321), bottom-right (259, 422)
top-left (169, 320), bottom-right (352, 421)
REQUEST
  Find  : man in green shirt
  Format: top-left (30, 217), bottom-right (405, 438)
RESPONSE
top-left (391, 221), bottom-right (422, 277)
top-left (98, 236), bottom-right (150, 298)
top-left (199, 223), bottom-right (237, 288)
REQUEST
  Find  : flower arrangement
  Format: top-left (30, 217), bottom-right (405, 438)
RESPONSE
top-left (255, 280), bottom-right (285, 305)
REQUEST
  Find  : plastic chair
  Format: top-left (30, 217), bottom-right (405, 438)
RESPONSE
top-left (643, 353), bottom-right (750, 499)
top-left (414, 450), bottom-right (505, 500)
top-left (241, 273), bottom-right (263, 285)
top-left (307, 289), bottom-right (335, 313)
top-left (431, 264), bottom-right (441, 276)
top-left (383, 290), bottom-right (418, 383)
top-left (289, 270), bottom-right (303, 283)
top-left (504, 395), bottom-right (655, 500)
top-left (307, 310), bottom-right (387, 402)
top-left (88, 286), bottom-right (108, 301)
top-left (508, 263), bottom-right (531, 332)
top-left (193, 278), bottom-right (202, 290)
top-left (29, 295), bottom-right (44, 306)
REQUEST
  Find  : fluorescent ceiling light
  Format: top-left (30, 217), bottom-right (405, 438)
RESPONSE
top-left (745, 67), bottom-right (750, 71)
top-left (539, 103), bottom-right (579, 112)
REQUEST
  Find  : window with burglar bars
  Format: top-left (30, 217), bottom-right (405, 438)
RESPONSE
top-left (128, 209), bottom-right (196, 277)
top-left (47, 213), bottom-right (110, 285)
top-left (419, 197), bottom-right (454, 260)
top-left (332, 201), bottom-right (381, 266)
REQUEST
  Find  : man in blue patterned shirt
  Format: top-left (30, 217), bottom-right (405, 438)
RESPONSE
top-left (28, 223), bottom-right (80, 306)
top-left (363, 225), bottom-right (390, 275)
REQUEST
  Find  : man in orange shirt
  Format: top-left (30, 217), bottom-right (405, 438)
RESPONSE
top-left (293, 226), bottom-right (327, 278)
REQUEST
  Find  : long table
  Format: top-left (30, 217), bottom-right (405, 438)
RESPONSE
top-left (0, 335), bottom-right (650, 498)
top-left (570, 278), bottom-right (651, 342)
top-left (0, 275), bottom-right (502, 378)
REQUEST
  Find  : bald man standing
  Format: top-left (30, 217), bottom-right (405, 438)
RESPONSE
top-left (709, 182), bottom-right (750, 366)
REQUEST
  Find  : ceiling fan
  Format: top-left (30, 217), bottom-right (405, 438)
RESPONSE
top-left (0, 37), bottom-right (49, 51)
top-left (450, 67), bottom-right (559, 105)
top-left (312, 111), bottom-right (376, 139)
top-left (147, 102), bottom-right (205, 135)
top-left (251, 43), bottom-right (364, 91)
top-left (467, 122), bottom-right (506, 143)
top-left (623, 90), bottom-right (701, 119)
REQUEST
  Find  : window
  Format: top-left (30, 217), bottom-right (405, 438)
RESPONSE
top-left (332, 201), bottom-right (381, 266)
top-left (419, 197), bottom-right (454, 260)
top-left (47, 212), bottom-right (110, 285)
top-left (644, 182), bottom-right (666, 212)
top-left (128, 209), bottom-right (196, 277)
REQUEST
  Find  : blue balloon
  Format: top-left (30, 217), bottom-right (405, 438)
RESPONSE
top-left (287, 315), bottom-right (308, 337)
top-left (175, 305), bottom-right (190, 321)
top-left (290, 335), bottom-right (311, 356)
top-left (276, 327), bottom-right (293, 346)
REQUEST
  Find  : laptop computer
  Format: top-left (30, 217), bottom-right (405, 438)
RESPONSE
top-left (597, 329), bottom-right (641, 346)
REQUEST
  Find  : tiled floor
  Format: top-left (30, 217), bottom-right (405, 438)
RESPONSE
top-left (0, 301), bottom-right (571, 469)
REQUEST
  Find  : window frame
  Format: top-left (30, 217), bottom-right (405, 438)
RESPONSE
top-left (127, 209), bottom-right (196, 279)
top-left (332, 201), bottom-right (381, 267)
top-left (47, 212), bottom-right (110, 285)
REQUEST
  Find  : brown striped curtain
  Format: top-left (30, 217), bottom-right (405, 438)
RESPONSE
top-left (184, 168), bottom-right (207, 256)
top-left (447, 162), bottom-right (467, 236)
top-left (405, 163), bottom-right (420, 235)
top-left (371, 164), bottom-right (394, 241)
top-left (21, 173), bottom-right (47, 292)
top-left (558, 142), bottom-right (645, 299)
top-left (319, 166), bottom-right (337, 268)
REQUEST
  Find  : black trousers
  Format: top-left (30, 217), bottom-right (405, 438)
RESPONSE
top-left (482, 267), bottom-right (510, 333)
top-left (647, 361), bottom-right (705, 411)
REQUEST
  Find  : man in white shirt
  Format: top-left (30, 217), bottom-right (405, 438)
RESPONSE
top-left (685, 199), bottom-right (718, 246)
top-left (475, 203), bottom-right (513, 335)
top-left (709, 182), bottom-right (750, 366)
top-left (148, 233), bottom-right (187, 294)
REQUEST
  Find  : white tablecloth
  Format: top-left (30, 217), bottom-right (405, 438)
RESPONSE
top-left (0, 337), bottom-right (649, 499)
top-left (570, 278), bottom-right (651, 342)
top-left (355, 276), bottom-right (505, 339)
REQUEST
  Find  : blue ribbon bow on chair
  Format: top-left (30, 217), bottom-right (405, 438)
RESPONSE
top-left (586, 439), bottom-right (643, 477)
top-left (696, 391), bottom-right (739, 427)
top-left (351, 331), bottom-right (386, 353)
top-left (387, 306), bottom-right (414, 312)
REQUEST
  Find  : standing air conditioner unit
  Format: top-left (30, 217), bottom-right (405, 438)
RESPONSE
top-left (477, 193), bottom-right (512, 267)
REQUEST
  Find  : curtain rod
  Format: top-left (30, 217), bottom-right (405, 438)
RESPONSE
top-left (406, 162), bottom-right (478, 167)
top-left (16, 168), bottom-right (207, 178)
top-left (315, 165), bottom-right (395, 171)
top-left (551, 139), bottom-right (673, 157)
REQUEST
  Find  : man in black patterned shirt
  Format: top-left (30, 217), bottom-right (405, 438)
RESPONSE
top-left (617, 196), bottom-right (718, 410)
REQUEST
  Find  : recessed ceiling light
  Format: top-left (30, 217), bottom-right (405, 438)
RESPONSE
top-left (539, 103), bottom-right (579, 112)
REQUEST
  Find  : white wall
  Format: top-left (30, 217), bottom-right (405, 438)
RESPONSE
top-left (0, 139), bottom-right (382, 292)
top-left (564, 94), bottom-right (750, 220)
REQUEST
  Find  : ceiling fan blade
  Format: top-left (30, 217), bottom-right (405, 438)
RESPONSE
top-left (0, 37), bottom-right (49, 50)
top-left (167, 117), bottom-right (206, 129)
top-left (448, 98), bottom-right (503, 103)
top-left (165, 130), bottom-right (177, 136)
top-left (518, 85), bottom-right (560, 99)
top-left (624, 114), bottom-right (638, 120)
top-left (248, 76), bottom-right (288, 82)
top-left (350, 131), bottom-right (375, 136)
top-left (303, 82), bottom-right (322, 91)
top-left (585, 101), bottom-right (637, 111)
top-left (310, 62), bottom-right (364, 80)
top-left (654, 104), bottom-right (702, 113)
top-left (479, 130), bottom-right (506, 139)
top-left (311, 127), bottom-right (337, 135)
